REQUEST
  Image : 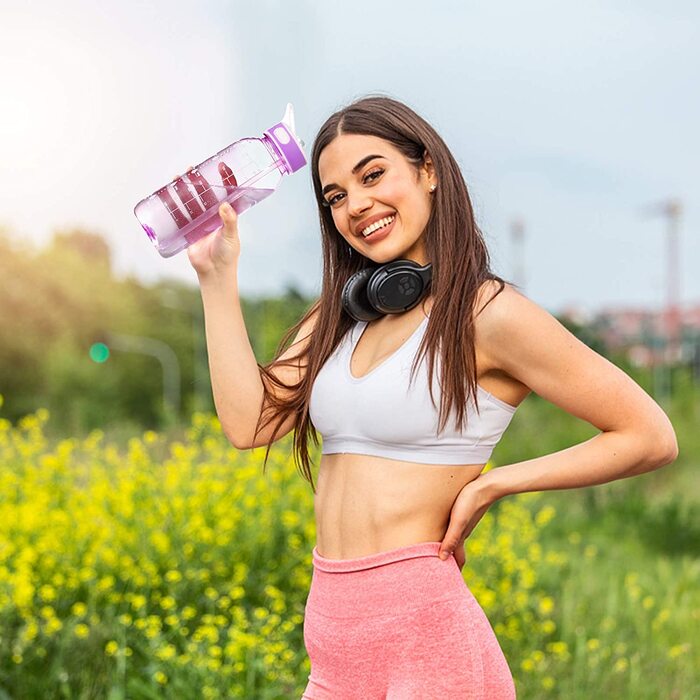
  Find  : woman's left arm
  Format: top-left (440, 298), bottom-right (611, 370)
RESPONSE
top-left (439, 284), bottom-right (678, 563)
top-left (476, 285), bottom-right (678, 504)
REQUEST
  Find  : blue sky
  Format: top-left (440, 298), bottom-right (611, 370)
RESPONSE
top-left (1, 0), bottom-right (698, 313)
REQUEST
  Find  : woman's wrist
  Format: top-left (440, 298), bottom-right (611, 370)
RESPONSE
top-left (475, 467), bottom-right (510, 505)
top-left (197, 267), bottom-right (239, 292)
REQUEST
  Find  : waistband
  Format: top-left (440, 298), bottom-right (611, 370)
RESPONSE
top-left (311, 541), bottom-right (450, 573)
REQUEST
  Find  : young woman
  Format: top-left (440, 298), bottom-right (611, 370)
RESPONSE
top-left (188, 95), bottom-right (678, 699)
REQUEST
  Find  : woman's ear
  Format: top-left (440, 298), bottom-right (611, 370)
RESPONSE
top-left (423, 152), bottom-right (436, 182)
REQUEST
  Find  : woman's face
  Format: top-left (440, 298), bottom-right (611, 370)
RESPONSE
top-left (318, 133), bottom-right (436, 266)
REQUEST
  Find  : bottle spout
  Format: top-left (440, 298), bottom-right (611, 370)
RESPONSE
top-left (283, 103), bottom-right (305, 148)
top-left (282, 102), bottom-right (296, 135)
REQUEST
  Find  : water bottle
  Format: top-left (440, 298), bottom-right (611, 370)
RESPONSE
top-left (134, 103), bottom-right (307, 258)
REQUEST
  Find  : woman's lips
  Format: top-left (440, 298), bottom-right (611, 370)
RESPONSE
top-left (362, 215), bottom-right (396, 244)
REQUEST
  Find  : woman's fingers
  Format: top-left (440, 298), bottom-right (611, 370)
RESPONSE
top-left (217, 202), bottom-right (238, 239)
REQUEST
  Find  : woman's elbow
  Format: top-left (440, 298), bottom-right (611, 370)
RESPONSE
top-left (651, 424), bottom-right (679, 468)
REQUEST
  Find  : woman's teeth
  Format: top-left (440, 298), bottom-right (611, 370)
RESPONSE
top-left (362, 214), bottom-right (396, 237)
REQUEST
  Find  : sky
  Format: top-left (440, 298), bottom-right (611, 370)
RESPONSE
top-left (1, 0), bottom-right (698, 315)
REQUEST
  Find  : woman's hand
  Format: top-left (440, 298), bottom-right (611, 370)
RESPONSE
top-left (186, 201), bottom-right (241, 278)
top-left (168, 166), bottom-right (241, 278)
top-left (438, 475), bottom-right (497, 570)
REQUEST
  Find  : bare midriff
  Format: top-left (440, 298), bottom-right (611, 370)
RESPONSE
top-left (313, 453), bottom-right (486, 559)
top-left (313, 283), bottom-right (528, 560)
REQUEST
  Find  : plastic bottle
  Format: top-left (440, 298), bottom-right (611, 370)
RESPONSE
top-left (134, 103), bottom-right (306, 258)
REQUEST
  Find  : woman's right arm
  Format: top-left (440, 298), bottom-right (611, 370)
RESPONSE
top-left (197, 270), bottom-right (264, 449)
top-left (191, 202), bottom-right (317, 449)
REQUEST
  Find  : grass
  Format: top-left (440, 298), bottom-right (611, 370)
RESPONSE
top-left (0, 368), bottom-right (697, 698)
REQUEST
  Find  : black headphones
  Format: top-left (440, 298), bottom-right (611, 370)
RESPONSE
top-left (341, 259), bottom-right (433, 322)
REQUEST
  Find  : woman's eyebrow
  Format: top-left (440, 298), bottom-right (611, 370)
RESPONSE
top-left (321, 154), bottom-right (386, 196)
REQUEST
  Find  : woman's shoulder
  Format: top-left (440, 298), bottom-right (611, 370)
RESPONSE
top-left (474, 280), bottom-right (531, 357)
top-left (473, 280), bottom-right (535, 404)
top-left (474, 278), bottom-right (516, 318)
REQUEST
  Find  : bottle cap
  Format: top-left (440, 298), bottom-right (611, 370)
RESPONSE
top-left (263, 103), bottom-right (307, 174)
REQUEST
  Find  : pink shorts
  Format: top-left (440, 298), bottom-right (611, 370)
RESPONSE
top-left (301, 541), bottom-right (516, 699)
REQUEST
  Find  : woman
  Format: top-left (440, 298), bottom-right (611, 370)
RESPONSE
top-left (188, 95), bottom-right (678, 699)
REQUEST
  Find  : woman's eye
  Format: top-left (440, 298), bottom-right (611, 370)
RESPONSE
top-left (326, 169), bottom-right (384, 207)
top-left (363, 168), bottom-right (383, 183)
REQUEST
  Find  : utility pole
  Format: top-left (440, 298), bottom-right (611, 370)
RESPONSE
top-left (160, 289), bottom-right (210, 415)
top-left (641, 198), bottom-right (682, 404)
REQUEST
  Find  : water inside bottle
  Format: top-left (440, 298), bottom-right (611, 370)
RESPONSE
top-left (156, 184), bottom-right (274, 257)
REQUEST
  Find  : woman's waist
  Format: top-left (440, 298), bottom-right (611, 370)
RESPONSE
top-left (314, 454), bottom-right (485, 558)
top-left (314, 517), bottom-right (448, 561)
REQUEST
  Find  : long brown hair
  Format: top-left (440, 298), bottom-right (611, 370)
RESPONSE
top-left (252, 93), bottom-right (513, 493)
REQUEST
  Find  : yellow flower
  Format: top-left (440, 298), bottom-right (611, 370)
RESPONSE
top-left (540, 620), bottom-right (556, 634)
top-left (71, 602), bottom-right (87, 617)
top-left (253, 607), bottom-right (269, 620)
top-left (105, 641), bottom-right (119, 656)
top-left (153, 671), bottom-right (168, 684)
top-left (668, 644), bottom-right (690, 659)
top-left (45, 618), bottom-right (63, 635)
top-left (156, 644), bottom-right (177, 661)
top-left (143, 431), bottom-right (159, 444)
top-left (182, 606), bottom-right (197, 620)
top-left (535, 505), bottom-right (556, 526)
top-left (538, 597), bottom-right (554, 615)
top-left (38, 584), bottom-right (56, 602)
top-left (131, 594), bottom-right (147, 610)
top-left (74, 623), bottom-right (90, 639)
top-left (546, 640), bottom-right (569, 659)
top-left (97, 575), bottom-right (115, 592)
top-left (614, 658), bottom-right (628, 672)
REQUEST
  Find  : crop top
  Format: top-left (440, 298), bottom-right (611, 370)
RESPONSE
top-left (308, 315), bottom-right (518, 465)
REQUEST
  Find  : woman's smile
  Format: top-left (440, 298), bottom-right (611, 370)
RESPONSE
top-left (360, 213), bottom-right (397, 244)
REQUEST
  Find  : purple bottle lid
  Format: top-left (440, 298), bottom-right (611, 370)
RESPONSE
top-left (263, 103), bottom-right (307, 174)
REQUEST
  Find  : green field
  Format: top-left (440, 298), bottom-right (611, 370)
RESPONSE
top-left (0, 373), bottom-right (697, 699)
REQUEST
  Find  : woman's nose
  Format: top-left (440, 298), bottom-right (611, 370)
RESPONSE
top-left (347, 192), bottom-right (372, 217)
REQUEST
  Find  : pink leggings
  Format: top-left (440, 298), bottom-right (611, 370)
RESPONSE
top-left (301, 541), bottom-right (516, 699)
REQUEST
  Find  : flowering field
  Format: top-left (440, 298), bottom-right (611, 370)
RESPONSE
top-left (0, 400), bottom-right (697, 698)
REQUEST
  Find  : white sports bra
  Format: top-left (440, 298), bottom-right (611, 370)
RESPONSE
top-left (308, 315), bottom-right (517, 465)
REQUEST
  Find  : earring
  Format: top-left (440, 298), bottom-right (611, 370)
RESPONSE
top-left (429, 184), bottom-right (437, 192)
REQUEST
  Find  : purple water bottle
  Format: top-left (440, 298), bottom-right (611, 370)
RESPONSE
top-left (134, 103), bottom-right (307, 258)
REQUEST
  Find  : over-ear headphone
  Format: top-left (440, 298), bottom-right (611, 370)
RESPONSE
top-left (341, 259), bottom-right (433, 322)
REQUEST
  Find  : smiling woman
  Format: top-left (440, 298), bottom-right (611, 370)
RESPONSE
top-left (190, 92), bottom-right (677, 699)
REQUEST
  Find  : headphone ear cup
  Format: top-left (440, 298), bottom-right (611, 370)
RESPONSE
top-left (342, 268), bottom-right (384, 322)
top-left (365, 260), bottom-right (432, 315)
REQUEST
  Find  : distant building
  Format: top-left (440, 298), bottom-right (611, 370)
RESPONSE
top-left (558, 304), bottom-right (700, 368)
